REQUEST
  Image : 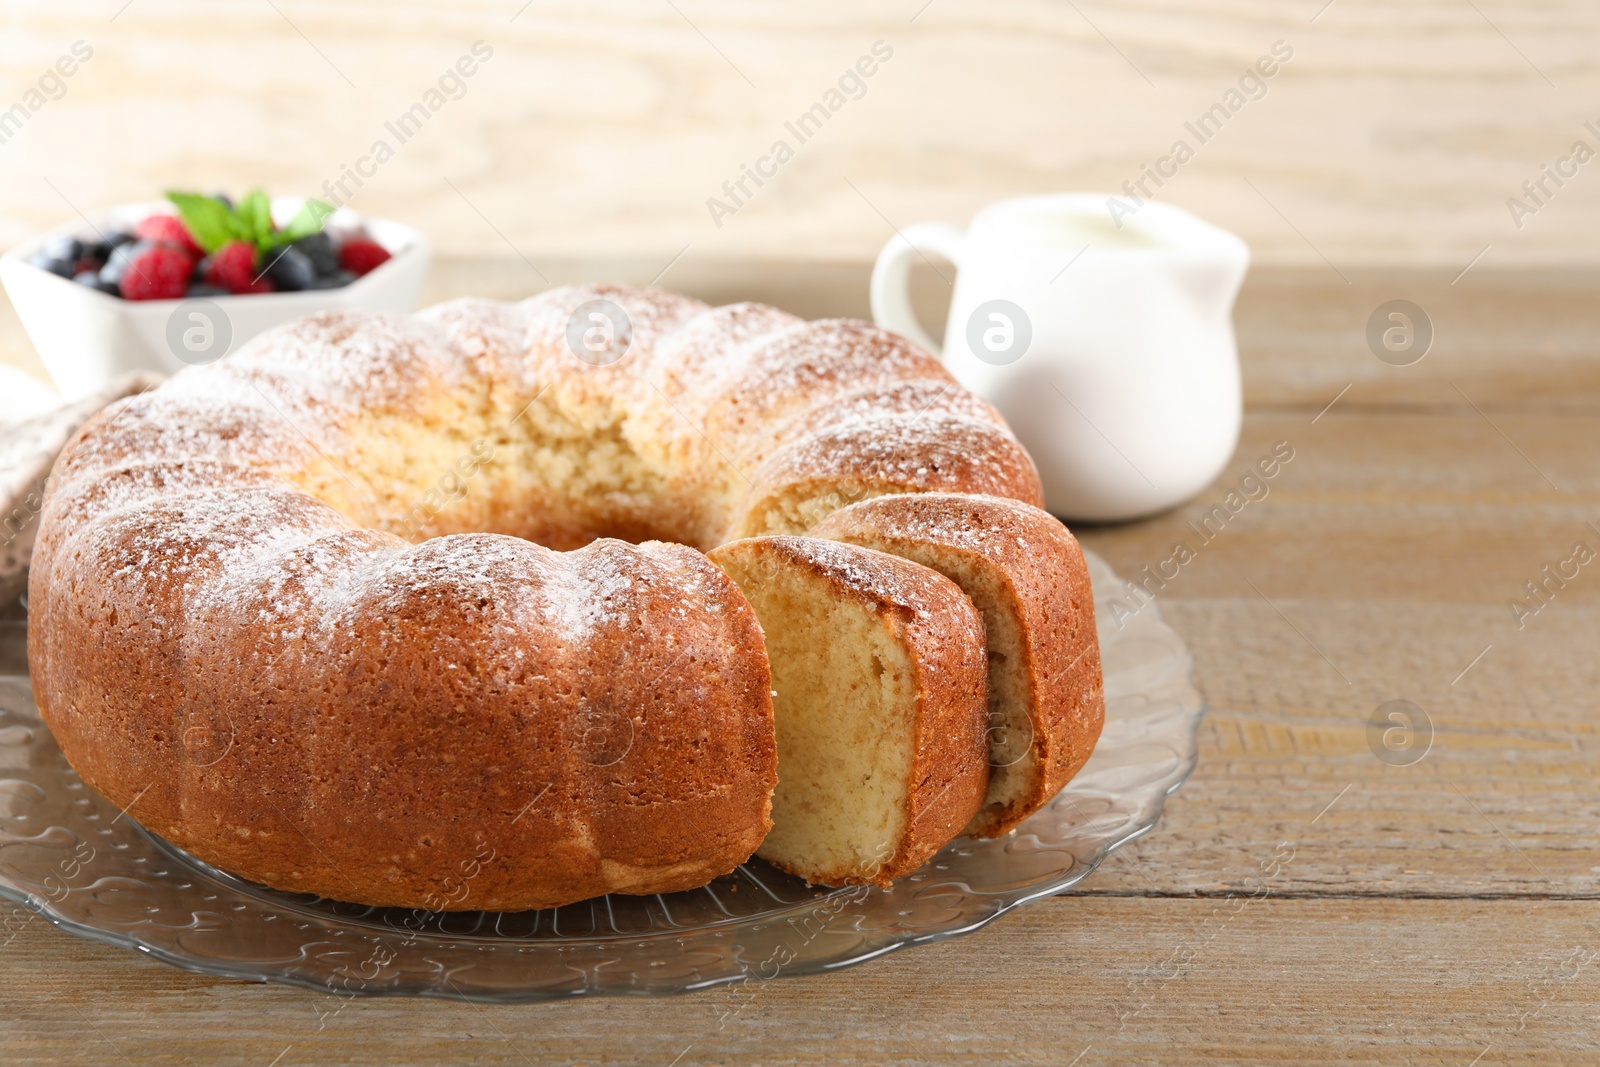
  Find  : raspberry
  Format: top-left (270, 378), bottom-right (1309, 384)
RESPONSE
top-left (117, 243), bottom-right (193, 301)
top-left (204, 240), bottom-right (260, 294)
top-left (134, 214), bottom-right (204, 260)
top-left (339, 238), bottom-right (391, 276)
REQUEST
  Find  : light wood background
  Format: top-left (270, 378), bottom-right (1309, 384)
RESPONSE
top-left (0, 0), bottom-right (1597, 276)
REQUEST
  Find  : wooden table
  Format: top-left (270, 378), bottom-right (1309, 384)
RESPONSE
top-left (2, 262), bottom-right (1597, 1065)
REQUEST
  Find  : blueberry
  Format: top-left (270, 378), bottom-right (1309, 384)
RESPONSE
top-left (186, 283), bottom-right (229, 298)
top-left (292, 232), bottom-right (339, 276)
top-left (264, 246), bottom-right (316, 291)
top-left (90, 231), bottom-right (136, 261)
top-left (100, 240), bottom-right (151, 287)
top-left (193, 255), bottom-right (210, 281)
top-left (107, 240), bottom-right (147, 268)
top-left (28, 251), bottom-right (76, 279)
top-left (74, 270), bottom-right (120, 295)
top-left (40, 235), bottom-right (85, 263)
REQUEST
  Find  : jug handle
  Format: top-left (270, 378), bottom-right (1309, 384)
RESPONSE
top-left (870, 222), bottom-right (966, 358)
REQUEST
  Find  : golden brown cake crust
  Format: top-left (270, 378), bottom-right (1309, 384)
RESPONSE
top-left (30, 494), bottom-right (777, 909)
top-left (27, 285), bottom-right (1050, 909)
top-left (810, 493), bottom-right (1105, 836)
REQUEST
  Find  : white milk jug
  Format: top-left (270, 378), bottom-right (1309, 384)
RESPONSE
top-left (870, 194), bottom-right (1248, 522)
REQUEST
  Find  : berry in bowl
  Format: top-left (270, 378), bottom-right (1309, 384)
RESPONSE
top-left (1, 191), bottom-right (429, 400)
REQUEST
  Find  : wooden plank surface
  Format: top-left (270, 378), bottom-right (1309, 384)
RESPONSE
top-left (3, 898), bottom-right (1597, 1065)
top-left (1, 1), bottom-right (1598, 267)
top-left (1, 264), bottom-right (1598, 1062)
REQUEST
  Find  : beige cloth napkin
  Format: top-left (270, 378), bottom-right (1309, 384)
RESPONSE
top-left (0, 373), bottom-right (163, 605)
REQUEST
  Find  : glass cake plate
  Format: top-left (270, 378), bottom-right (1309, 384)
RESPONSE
top-left (0, 550), bottom-right (1203, 1002)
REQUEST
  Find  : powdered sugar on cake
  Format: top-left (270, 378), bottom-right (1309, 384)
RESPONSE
top-left (40, 283), bottom-right (1038, 659)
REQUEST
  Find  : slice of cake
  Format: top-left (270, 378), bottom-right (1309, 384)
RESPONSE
top-left (708, 535), bottom-right (989, 885)
top-left (810, 493), bottom-right (1104, 837)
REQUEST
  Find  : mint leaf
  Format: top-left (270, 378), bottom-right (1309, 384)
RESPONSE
top-left (168, 189), bottom-right (334, 254)
top-left (164, 192), bottom-right (237, 253)
top-left (260, 198), bottom-right (334, 250)
top-left (236, 189), bottom-right (274, 246)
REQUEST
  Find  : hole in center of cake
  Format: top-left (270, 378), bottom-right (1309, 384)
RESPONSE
top-left (353, 401), bottom-right (723, 552)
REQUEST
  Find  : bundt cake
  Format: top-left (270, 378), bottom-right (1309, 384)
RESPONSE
top-left (707, 536), bottom-right (990, 886)
top-left (28, 284), bottom-right (1067, 911)
top-left (810, 493), bottom-right (1104, 836)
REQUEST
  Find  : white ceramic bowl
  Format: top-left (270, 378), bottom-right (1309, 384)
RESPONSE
top-left (0, 199), bottom-right (430, 400)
